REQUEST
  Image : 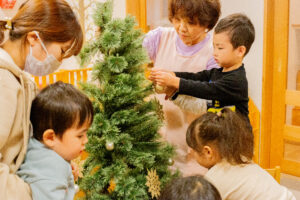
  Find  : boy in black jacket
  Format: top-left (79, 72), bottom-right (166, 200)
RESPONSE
top-left (150, 13), bottom-right (255, 122)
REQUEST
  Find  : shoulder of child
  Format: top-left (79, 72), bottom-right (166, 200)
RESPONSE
top-left (21, 138), bottom-right (72, 181)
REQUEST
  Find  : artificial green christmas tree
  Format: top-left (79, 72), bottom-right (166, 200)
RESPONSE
top-left (78, 1), bottom-right (177, 199)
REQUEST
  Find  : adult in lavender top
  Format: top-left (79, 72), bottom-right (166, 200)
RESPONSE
top-left (144, 27), bottom-right (218, 70)
top-left (143, 0), bottom-right (221, 176)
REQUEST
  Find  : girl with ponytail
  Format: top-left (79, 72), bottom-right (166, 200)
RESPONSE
top-left (186, 108), bottom-right (295, 200)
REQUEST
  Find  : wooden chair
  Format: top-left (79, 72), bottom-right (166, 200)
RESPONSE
top-left (32, 68), bottom-right (92, 90)
top-left (265, 166), bottom-right (281, 183)
top-left (248, 98), bottom-right (260, 163)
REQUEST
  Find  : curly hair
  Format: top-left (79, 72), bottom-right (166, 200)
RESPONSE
top-left (168, 0), bottom-right (221, 30)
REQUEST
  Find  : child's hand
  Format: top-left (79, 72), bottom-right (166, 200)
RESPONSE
top-left (150, 70), bottom-right (180, 89)
top-left (148, 69), bottom-right (175, 82)
top-left (71, 161), bottom-right (80, 182)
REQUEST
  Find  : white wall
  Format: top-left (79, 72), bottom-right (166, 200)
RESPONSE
top-left (288, 0), bottom-right (300, 90)
top-left (94, 0), bottom-right (126, 18)
top-left (220, 0), bottom-right (264, 111)
top-left (112, 0), bottom-right (126, 19)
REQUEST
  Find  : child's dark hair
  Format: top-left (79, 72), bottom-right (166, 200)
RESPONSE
top-left (214, 13), bottom-right (255, 56)
top-left (186, 108), bottom-right (254, 164)
top-left (30, 81), bottom-right (94, 141)
top-left (169, 0), bottom-right (221, 31)
top-left (159, 175), bottom-right (221, 200)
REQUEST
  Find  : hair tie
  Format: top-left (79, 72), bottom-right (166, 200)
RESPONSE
top-left (216, 111), bottom-right (222, 117)
top-left (4, 18), bottom-right (12, 30)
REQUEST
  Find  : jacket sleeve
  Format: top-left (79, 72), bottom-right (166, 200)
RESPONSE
top-left (30, 179), bottom-right (69, 200)
top-left (178, 73), bottom-right (246, 102)
top-left (142, 27), bottom-right (163, 62)
top-left (0, 70), bottom-right (17, 150)
top-left (27, 163), bottom-right (75, 200)
top-left (17, 147), bottom-right (75, 200)
top-left (175, 70), bottom-right (212, 82)
top-left (0, 163), bottom-right (32, 200)
top-left (0, 70), bottom-right (31, 199)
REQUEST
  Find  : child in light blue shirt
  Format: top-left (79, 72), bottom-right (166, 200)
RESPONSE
top-left (17, 81), bottom-right (94, 200)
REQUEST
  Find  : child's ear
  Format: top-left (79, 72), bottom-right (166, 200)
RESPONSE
top-left (203, 145), bottom-right (214, 159)
top-left (42, 129), bottom-right (58, 147)
top-left (236, 45), bottom-right (247, 57)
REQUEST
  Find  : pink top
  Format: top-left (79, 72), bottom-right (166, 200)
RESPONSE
top-left (143, 27), bottom-right (219, 70)
top-left (143, 27), bottom-right (218, 176)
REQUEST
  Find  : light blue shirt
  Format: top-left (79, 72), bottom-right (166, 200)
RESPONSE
top-left (17, 138), bottom-right (75, 200)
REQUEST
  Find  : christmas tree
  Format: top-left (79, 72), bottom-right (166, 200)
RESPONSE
top-left (78, 1), bottom-right (177, 199)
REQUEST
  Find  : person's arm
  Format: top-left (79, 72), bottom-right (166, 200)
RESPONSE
top-left (30, 179), bottom-right (70, 200)
top-left (150, 69), bottom-right (213, 89)
top-left (0, 73), bottom-right (17, 150)
top-left (175, 70), bottom-right (212, 82)
top-left (33, 165), bottom-right (74, 200)
top-left (0, 70), bottom-right (32, 200)
top-left (178, 73), bottom-right (246, 102)
top-left (17, 154), bottom-right (74, 200)
top-left (0, 163), bottom-right (32, 200)
top-left (142, 27), bottom-right (163, 62)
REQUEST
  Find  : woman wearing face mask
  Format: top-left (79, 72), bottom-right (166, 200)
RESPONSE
top-left (0, 0), bottom-right (83, 199)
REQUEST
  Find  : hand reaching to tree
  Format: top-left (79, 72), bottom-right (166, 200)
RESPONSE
top-left (149, 69), bottom-right (180, 89)
top-left (71, 161), bottom-right (80, 182)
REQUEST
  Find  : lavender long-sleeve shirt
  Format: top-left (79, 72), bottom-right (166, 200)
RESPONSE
top-left (143, 27), bottom-right (219, 70)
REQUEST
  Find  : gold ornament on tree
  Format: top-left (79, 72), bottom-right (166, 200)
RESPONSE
top-left (107, 179), bottom-right (116, 194)
top-left (167, 158), bottom-right (174, 165)
top-left (145, 62), bottom-right (165, 94)
top-left (105, 141), bottom-right (114, 151)
top-left (146, 169), bottom-right (161, 199)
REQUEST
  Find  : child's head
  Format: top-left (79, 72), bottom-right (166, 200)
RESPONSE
top-left (186, 108), bottom-right (253, 168)
top-left (159, 175), bottom-right (221, 200)
top-left (168, 0), bottom-right (221, 45)
top-left (30, 81), bottom-right (94, 161)
top-left (213, 13), bottom-right (255, 68)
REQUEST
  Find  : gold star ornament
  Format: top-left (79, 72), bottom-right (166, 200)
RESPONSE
top-left (146, 169), bottom-right (161, 199)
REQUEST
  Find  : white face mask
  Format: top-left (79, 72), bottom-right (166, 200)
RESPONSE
top-left (24, 32), bottom-right (61, 76)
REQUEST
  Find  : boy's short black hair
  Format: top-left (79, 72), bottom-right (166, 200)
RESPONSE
top-left (159, 176), bottom-right (221, 200)
top-left (214, 13), bottom-right (255, 56)
top-left (30, 81), bottom-right (94, 141)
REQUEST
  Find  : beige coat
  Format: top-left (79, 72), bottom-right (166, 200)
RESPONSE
top-left (0, 48), bottom-right (37, 200)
